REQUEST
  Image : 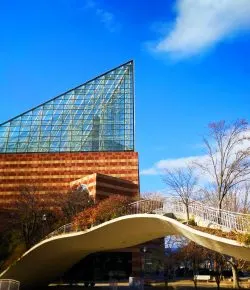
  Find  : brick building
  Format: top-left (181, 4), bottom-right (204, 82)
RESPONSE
top-left (0, 61), bottom-right (164, 282)
top-left (0, 151), bottom-right (139, 207)
top-left (0, 61), bottom-right (139, 207)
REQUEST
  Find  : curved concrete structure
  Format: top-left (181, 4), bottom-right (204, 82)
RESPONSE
top-left (1, 214), bottom-right (250, 288)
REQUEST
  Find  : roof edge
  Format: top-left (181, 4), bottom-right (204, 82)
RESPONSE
top-left (0, 60), bottom-right (134, 126)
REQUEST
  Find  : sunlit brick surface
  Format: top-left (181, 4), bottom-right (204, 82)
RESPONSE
top-left (70, 172), bottom-right (138, 200)
top-left (0, 151), bottom-right (139, 207)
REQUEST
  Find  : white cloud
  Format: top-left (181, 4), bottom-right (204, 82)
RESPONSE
top-left (140, 154), bottom-right (217, 186)
top-left (140, 155), bottom-right (207, 176)
top-left (84, 0), bottom-right (120, 32)
top-left (140, 128), bottom-right (250, 185)
top-left (140, 167), bottom-right (158, 176)
top-left (156, 155), bottom-right (208, 169)
top-left (150, 0), bottom-right (250, 58)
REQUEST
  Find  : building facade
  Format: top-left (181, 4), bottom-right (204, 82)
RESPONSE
top-left (0, 61), bottom-right (166, 283)
top-left (0, 60), bottom-right (139, 207)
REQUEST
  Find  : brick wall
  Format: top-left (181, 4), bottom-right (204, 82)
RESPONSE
top-left (70, 173), bottom-right (139, 200)
top-left (96, 173), bottom-right (138, 199)
top-left (0, 151), bottom-right (139, 207)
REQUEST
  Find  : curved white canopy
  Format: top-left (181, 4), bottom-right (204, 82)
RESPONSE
top-left (1, 214), bottom-right (249, 288)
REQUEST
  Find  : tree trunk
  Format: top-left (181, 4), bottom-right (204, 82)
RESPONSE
top-left (218, 199), bottom-right (223, 225)
top-left (192, 260), bottom-right (198, 290)
top-left (232, 264), bottom-right (240, 289)
top-left (185, 204), bottom-right (190, 224)
top-left (229, 258), bottom-right (240, 289)
top-left (164, 261), bottom-right (169, 290)
top-left (214, 259), bottom-right (221, 290)
top-left (215, 276), bottom-right (221, 290)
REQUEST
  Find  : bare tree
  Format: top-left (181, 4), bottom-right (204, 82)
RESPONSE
top-left (218, 184), bottom-right (250, 213)
top-left (141, 192), bottom-right (166, 202)
top-left (218, 255), bottom-right (247, 289)
top-left (204, 183), bottom-right (250, 214)
top-left (163, 166), bottom-right (198, 223)
top-left (181, 241), bottom-right (208, 290)
top-left (164, 235), bottom-right (189, 285)
top-left (13, 185), bottom-right (95, 249)
top-left (240, 183), bottom-right (250, 213)
top-left (226, 257), bottom-right (241, 289)
top-left (14, 185), bottom-right (65, 248)
top-left (61, 187), bottom-right (94, 222)
top-left (14, 186), bottom-right (47, 248)
top-left (221, 187), bottom-right (239, 212)
top-left (197, 120), bottom-right (250, 213)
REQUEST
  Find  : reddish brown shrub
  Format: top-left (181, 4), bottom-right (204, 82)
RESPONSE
top-left (95, 195), bottom-right (133, 223)
top-left (73, 194), bottom-right (133, 229)
top-left (73, 206), bottom-right (97, 230)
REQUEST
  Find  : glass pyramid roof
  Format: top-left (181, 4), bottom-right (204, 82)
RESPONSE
top-left (0, 61), bottom-right (134, 153)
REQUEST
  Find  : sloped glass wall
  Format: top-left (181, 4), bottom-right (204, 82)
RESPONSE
top-left (0, 61), bottom-right (134, 153)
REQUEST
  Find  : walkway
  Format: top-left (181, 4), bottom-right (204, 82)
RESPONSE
top-left (0, 199), bottom-right (249, 288)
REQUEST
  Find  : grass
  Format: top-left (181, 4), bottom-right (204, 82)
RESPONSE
top-left (45, 279), bottom-right (250, 289)
top-left (152, 279), bottom-right (250, 289)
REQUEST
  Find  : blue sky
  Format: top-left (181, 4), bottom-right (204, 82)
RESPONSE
top-left (1, 0), bottom-right (250, 193)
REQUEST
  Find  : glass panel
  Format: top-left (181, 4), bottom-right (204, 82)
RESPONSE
top-left (0, 61), bottom-right (134, 153)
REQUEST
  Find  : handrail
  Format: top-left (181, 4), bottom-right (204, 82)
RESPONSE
top-left (163, 197), bottom-right (250, 232)
top-left (0, 279), bottom-right (20, 290)
top-left (42, 198), bottom-right (250, 242)
top-left (189, 199), bottom-right (250, 216)
top-left (44, 223), bottom-right (74, 240)
top-left (42, 200), bottom-right (163, 241)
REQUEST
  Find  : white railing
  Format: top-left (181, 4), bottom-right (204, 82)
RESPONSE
top-left (0, 279), bottom-right (20, 290)
top-left (42, 200), bottom-right (163, 241)
top-left (42, 198), bottom-right (250, 242)
top-left (127, 199), bottom-right (163, 214)
top-left (44, 223), bottom-right (74, 240)
top-left (163, 198), bottom-right (250, 232)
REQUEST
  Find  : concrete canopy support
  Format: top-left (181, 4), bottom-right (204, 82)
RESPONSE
top-left (1, 214), bottom-right (249, 288)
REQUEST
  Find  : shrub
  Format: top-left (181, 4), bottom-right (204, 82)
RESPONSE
top-left (236, 233), bottom-right (250, 246)
top-left (188, 217), bottom-right (197, 226)
top-left (95, 195), bottom-right (133, 223)
top-left (61, 188), bottom-right (94, 222)
top-left (72, 194), bottom-right (134, 229)
top-left (72, 207), bottom-right (97, 230)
